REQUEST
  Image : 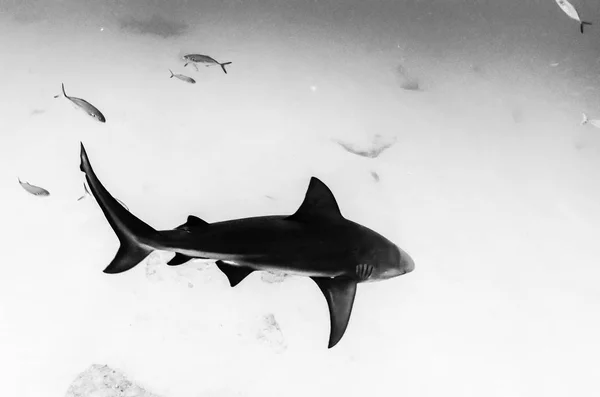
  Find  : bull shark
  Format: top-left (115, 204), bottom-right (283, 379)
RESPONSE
top-left (79, 143), bottom-right (415, 348)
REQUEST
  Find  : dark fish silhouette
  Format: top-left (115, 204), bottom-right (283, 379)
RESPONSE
top-left (168, 69), bottom-right (196, 84)
top-left (182, 54), bottom-right (232, 74)
top-left (18, 178), bottom-right (50, 196)
top-left (55, 83), bottom-right (106, 123)
top-left (79, 143), bottom-right (415, 348)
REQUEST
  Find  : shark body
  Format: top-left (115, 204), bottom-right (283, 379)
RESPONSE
top-left (79, 143), bottom-right (414, 348)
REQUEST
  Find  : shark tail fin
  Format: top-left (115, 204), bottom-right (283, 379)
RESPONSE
top-left (169, 69), bottom-right (174, 78)
top-left (79, 142), bottom-right (157, 274)
top-left (220, 62), bottom-right (232, 74)
top-left (581, 21), bottom-right (592, 34)
top-left (582, 113), bottom-right (589, 125)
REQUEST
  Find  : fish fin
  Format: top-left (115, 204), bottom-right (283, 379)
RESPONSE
top-left (287, 177), bottom-right (344, 223)
top-left (79, 142), bottom-right (157, 274)
top-left (216, 260), bottom-right (254, 287)
top-left (175, 215), bottom-right (209, 232)
top-left (169, 69), bottom-right (174, 78)
top-left (61, 83), bottom-right (67, 98)
top-left (581, 21), bottom-right (592, 33)
top-left (167, 253), bottom-right (194, 266)
top-left (220, 62), bottom-right (232, 74)
top-left (582, 113), bottom-right (589, 125)
top-left (77, 195), bottom-right (86, 201)
top-left (311, 276), bottom-right (357, 348)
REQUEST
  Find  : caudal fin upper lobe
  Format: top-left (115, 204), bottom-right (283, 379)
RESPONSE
top-left (79, 143), bottom-right (157, 274)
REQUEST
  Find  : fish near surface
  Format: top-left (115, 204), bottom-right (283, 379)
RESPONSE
top-left (581, 113), bottom-right (600, 128)
top-left (55, 83), bottom-right (106, 123)
top-left (555, 0), bottom-right (592, 33)
top-left (18, 178), bottom-right (50, 196)
top-left (78, 143), bottom-right (415, 348)
top-left (182, 54), bottom-right (232, 74)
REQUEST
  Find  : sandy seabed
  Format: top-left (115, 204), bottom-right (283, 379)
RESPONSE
top-left (2, 0), bottom-right (600, 396)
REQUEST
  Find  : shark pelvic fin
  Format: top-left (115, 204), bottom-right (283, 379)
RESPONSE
top-left (287, 177), bottom-right (344, 223)
top-left (216, 260), bottom-right (254, 287)
top-left (311, 276), bottom-right (357, 348)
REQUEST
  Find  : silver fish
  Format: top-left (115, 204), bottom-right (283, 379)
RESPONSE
top-left (168, 69), bottom-right (196, 84)
top-left (555, 0), bottom-right (592, 33)
top-left (581, 113), bottom-right (600, 128)
top-left (18, 178), bottom-right (50, 196)
top-left (182, 54), bottom-right (232, 74)
top-left (55, 83), bottom-right (106, 123)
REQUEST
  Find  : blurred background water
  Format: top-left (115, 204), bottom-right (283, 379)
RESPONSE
top-left (1, 0), bottom-right (600, 396)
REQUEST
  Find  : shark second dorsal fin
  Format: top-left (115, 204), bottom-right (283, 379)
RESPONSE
top-left (287, 177), bottom-right (344, 223)
top-left (216, 260), bottom-right (254, 287)
top-left (311, 276), bottom-right (357, 348)
top-left (175, 215), bottom-right (209, 232)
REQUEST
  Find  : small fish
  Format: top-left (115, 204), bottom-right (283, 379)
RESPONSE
top-left (168, 69), bottom-right (196, 84)
top-left (182, 54), bottom-right (232, 74)
top-left (370, 171), bottom-right (380, 182)
top-left (555, 0), bottom-right (592, 34)
top-left (18, 177), bottom-right (50, 196)
top-left (77, 182), bottom-right (91, 201)
top-left (54, 83), bottom-right (106, 123)
top-left (581, 113), bottom-right (600, 128)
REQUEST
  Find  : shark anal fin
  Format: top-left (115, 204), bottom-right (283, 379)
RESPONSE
top-left (216, 260), bottom-right (254, 287)
top-left (311, 276), bottom-right (357, 348)
top-left (167, 253), bottom-right (194, 266)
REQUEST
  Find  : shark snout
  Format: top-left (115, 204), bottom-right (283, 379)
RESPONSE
top-left (395, 246), bottom-right (415, 275)
top-left (402, 251), bottom-right (415, 274)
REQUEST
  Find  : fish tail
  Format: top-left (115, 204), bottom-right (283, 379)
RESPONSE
top-left (168, 69), bottom-right (174, 78)
top-left (79, 142), bottom-right (158, 274)
top-left (220, 62), bottom-right (232, 74)
top-left (61, 83), bottom-right (67, 98)
top-left (581, 21), bottom-right (592, 33)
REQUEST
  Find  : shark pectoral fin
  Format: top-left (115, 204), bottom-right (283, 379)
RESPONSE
top-left (216, 260), bottom-right (254, 287)
top-left (167, 253), bottom-right (194, 266)
top-left (311, 277), bottom-right (357, 348)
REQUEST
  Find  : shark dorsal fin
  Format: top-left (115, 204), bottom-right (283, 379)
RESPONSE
top-left (187, 215), bottom-right (208, 227)
top-left (175, 215), bottom-right (209, 232)
top-left (288, 177), bottom-right (344, 222)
